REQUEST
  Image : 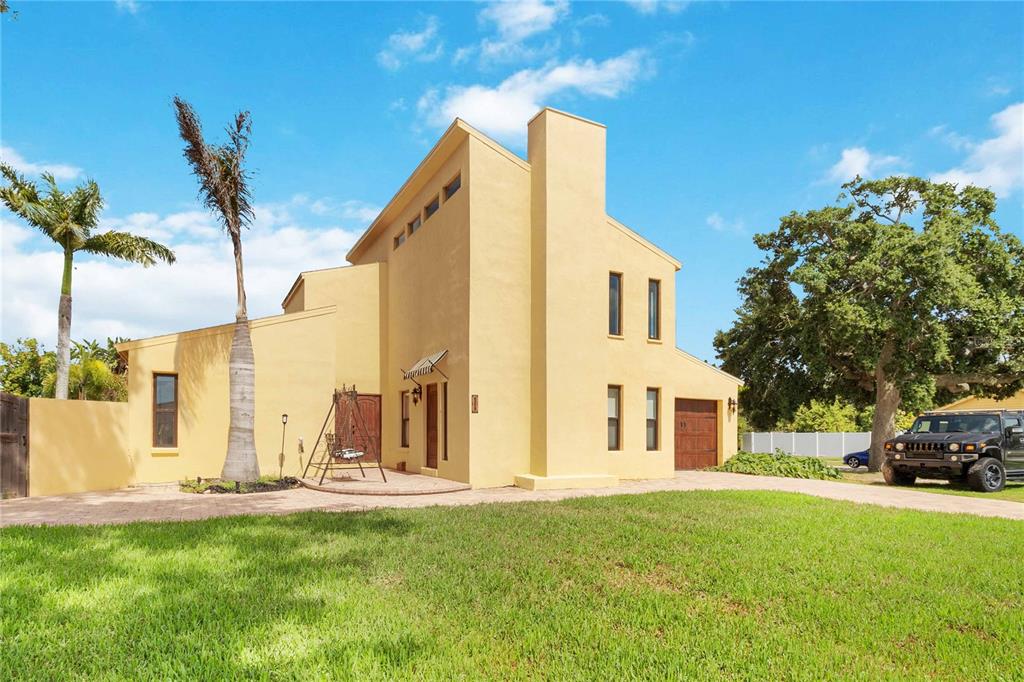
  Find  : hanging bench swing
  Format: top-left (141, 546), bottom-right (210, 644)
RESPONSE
top-left (303, 386), bottom-right (387, 485)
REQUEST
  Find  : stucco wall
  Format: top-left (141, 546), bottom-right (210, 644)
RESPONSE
top-left (284, 264), bottom-right (384, 393)
top-left (352, 138), bottom-right (472, 484)
top-left (466, 135), bottom-right (533, 488)
top-left (516, 109), bottom-right (740, 489)
top-left (939, 390), bottom-right (1024, 411)
top-left (122, 307), bottom-right (336, 483)
top-left (28, 398), bottom-right (132, 497)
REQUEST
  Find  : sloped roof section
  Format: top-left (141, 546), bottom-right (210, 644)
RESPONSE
top-left (345, 119), bottom-right (529, 263)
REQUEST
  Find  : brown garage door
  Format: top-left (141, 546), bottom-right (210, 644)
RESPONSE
top-left (675, 399), bottom-right (718, 470)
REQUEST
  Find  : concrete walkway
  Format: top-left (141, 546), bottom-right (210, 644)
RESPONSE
top-left (1, 472), bottom-right (1022, 527)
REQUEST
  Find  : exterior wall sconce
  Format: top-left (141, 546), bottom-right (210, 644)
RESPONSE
top-left (727, 397), bottom-right (738, 413)
top-left (411, 385), bottom-right (422, 405)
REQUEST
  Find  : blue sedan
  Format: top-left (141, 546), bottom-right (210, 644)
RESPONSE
top-left (844, 450), bottom-right (869, 469)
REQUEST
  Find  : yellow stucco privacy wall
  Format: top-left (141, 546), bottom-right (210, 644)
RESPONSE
top-left (28, 398), bottom-right (131, 497)
top-left (122, 306), bottom-right (336, 483)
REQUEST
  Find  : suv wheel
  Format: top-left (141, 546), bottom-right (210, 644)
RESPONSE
top-left (882, 461), bottom-right (916, 486)
top-left (967, 457), bottom-right (1006, 493)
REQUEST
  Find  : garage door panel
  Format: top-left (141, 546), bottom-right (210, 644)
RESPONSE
top-left (675, 399), bottom-right (718, 470)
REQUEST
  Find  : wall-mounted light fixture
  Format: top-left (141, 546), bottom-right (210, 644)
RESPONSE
top-left (411, 385), bottom-right (423, 405)
top-left (727, 397), bottom-right (738, 413)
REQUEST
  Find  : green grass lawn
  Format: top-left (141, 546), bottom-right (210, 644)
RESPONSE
top-left (2, 491), bottom-right (1022, 680)
top-left (822, 457), bottom-right (1024, 502)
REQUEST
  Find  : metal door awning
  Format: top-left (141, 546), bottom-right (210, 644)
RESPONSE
top-left (403, 349), bottom-right (448, 380)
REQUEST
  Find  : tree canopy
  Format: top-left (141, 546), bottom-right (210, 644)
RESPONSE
top-left (0, 337), bottom-right (127, 401)
top-left (715, 176), bottom-right (1024, 468)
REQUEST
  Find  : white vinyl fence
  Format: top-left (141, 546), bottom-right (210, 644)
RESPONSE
top-left (742, 432), bottom-right (871, 458)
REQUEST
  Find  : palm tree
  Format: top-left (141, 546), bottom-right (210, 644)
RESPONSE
top-left (0, 166), bottom-right (175, 399)
top-left (172, 96), bottom-right (259, 482)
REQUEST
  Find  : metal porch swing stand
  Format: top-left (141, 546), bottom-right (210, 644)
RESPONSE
top-left (302, 386), bottom-right (387, 485)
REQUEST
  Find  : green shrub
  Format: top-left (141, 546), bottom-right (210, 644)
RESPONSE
top-left (711, 449), bottom-right (842, 480)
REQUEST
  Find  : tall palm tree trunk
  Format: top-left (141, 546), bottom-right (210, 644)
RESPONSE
top-left (221, 234), bottom-right (259, 482)
top-left (54, 249), bottom-right (74, 400)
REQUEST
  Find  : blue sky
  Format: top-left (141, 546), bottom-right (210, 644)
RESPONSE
top-left (2, 1), bottom-right (1022, 364)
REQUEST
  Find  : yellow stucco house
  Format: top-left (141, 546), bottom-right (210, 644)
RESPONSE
top-left (116, 108), bottom-right (741, 491)
top-left (938, 390), bottom-right (1024, 412)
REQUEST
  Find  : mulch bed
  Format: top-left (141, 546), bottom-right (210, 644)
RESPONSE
top-left (179, 477), bottom-right (301, 494)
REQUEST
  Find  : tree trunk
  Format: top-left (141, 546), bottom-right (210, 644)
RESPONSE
top-left (54, 250), bottom-right (73, 400)
top-left (221, 319), bottom-right (259, 482)
top-left (221, 232), bottom-right (259, 482)
top-left (868, 343), bottom-right (901, 471)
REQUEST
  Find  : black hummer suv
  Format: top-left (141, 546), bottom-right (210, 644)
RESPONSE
top-left (883, 410), bottom-right (1024, 492)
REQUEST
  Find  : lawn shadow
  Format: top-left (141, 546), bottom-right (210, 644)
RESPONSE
top-left (1, 510), bottom-right (427, 678)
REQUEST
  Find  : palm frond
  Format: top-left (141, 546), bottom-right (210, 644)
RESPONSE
top-left (80, 230), bottom-right (176, 266)
top-left (0, 162), bottom-right (56, 236)
top-left (173, 97), bottom-right (254, 236)
top-left (69, 180), bottom-right (104, 234)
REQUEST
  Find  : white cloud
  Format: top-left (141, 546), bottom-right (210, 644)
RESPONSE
top-left (0, 146), bottom-right (82, 181)
top-left (452, 46), bottom-right (475, 65)
top-left (931, 102), bottom-right (1023, 198)
top-left (480, 0), bottom-right (568, 42)
top-left (418, 49), bottom-right (653, 145)
top-left (458, 0), bottom-right (568, 65)
top-left (928, 124), bottom-right (973, 153)
top-left (626, 0), bottom-right (689, 15)
top-left (377, 16), bottom-right (444, 71)
top-left (571, 13), bottom-right (610, 47)
top-left (114, 0), bottom-right (139, 14)
top-left (706, 212), bottom-right (745, 234)
top-left (984, 76), bottom-right (1012, 98)
top-left (306, 197), bottom-right (381, 222)
top-left (825, 146), bottom-right (904, 183)
top-left (1, 198), bottom-right (368, 346)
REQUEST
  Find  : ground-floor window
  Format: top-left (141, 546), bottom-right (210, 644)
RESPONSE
top-left (443, 382), bottom-right (448, 461)
top-left (646, 388), bottom-right (659, 450)
top-left (608, 385), bottom-right (622, 450)
top-left (400, 391), bottom-right (410, 447)
top-left (153, 373), bottom-right (178, 447)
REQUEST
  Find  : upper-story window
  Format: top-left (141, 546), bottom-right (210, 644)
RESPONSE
top-left (408, 215), bottom-right (422, 235)
top-left (444, 174), bottom-right (461, 200)
top-left (393, 231), bottom-right (406, 250)
top-left (648, 279), bottom-right (661, 340)
top-left (609, 272), bottom-right (623, 336)
top-left (424, 195), bottom-right (440, 220)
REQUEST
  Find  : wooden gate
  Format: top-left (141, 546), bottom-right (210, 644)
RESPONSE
top-left (334, 392), bottom-right (381, 462)
top-left (1, 392), bottom-right (29, 498)
top-left (674, 398), bottom-right (718, 470)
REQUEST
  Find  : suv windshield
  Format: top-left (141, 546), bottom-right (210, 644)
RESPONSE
top-left (909, 414), bottom-right (1000, 434)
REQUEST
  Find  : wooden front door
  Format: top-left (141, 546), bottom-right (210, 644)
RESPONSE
top-left (334, 392), bottom-right (381, 462)
top-left (1, 392), bottom-right (29, 498)
top-left (425, 384), bottom-right (438, 469)
top-left (674, 399), bottom-right (718, 470)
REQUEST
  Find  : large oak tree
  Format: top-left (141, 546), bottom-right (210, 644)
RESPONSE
top-left (715, 177), bottom-right (1024, 470)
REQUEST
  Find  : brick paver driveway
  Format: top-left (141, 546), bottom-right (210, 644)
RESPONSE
top-left (2, 471), bottom-right (1022, 527)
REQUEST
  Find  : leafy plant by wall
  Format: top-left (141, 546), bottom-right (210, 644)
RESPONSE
top-left (712, 450), bottom-right (842, 480)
